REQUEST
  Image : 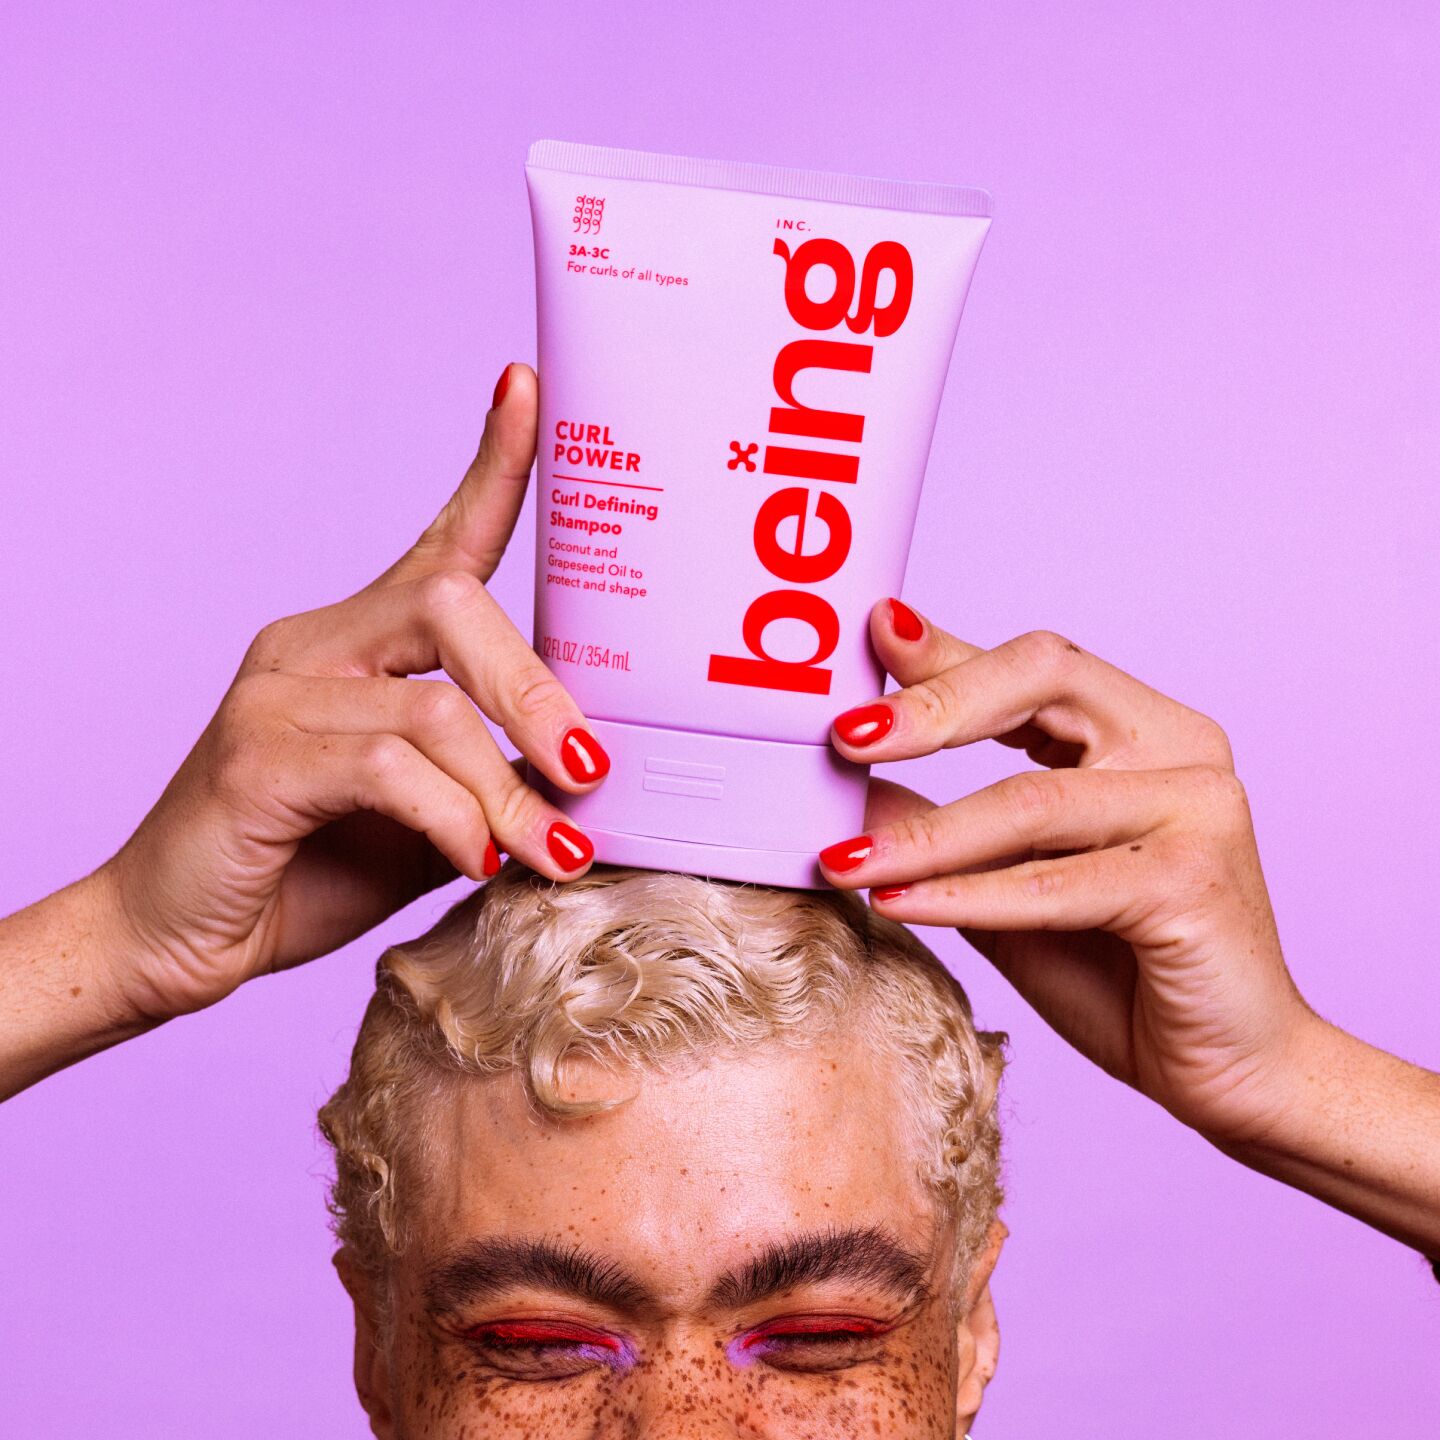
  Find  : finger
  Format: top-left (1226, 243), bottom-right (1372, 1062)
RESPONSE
top-left (243, 571), bottom-right (609, 796)
top-left (838, 617), bottom-right (1155, 764)
top-left (862, 775), bottom-right (938, 831)
top-left (821, 767), bottom-right (1190, 890)
top-left (273, 731), bottom-right (497, 883)
top-left (835, 607), bottom-right (1232, 771)
top-left (871, 595), bottom-right (982, 676)
top-left (269, 811), bottom-right (458, 972)
top-left (375, 362), bottom-right (540, 590)
top-left (245, 673), bottom-right (597, 880)
top-left (865, 603), bottom-right (1076, 762)
top-left (865, 846), bottom-right (1158, 932)
top-left (840, 760), bottom-right (1249, 904)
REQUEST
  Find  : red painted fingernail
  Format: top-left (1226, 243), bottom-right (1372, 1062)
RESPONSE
top-left (872, 886), bottom-right (909, 903)
top-left (483, 840), bottom-right (502, 877)
top-left (833, 703), bottom-right (894, 748)
top-left (492, 363), bottom-right (512, 409)
top-left (547, 820), bottom-right (593, 872)
top-left (819, 835), bottom-right (873, 873)
top-left (561, 727), bottom-right (611, 783)
top-left (888, 598), bottom-right (924, 642)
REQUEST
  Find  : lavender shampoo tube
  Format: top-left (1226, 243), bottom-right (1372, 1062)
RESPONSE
top-left (525, 142), bottom-right (991, 887)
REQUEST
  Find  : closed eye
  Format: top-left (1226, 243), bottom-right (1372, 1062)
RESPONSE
top-left (472, 1320), bottom-right (623, 1350)
top-left (462, 1319), bottom-right (635, 1379)
top-left (731, 1315), bottom-right (894, 1372)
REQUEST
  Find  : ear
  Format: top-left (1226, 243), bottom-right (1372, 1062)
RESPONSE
top-left (334, 1248), bottom-right (396, 1439)
top-left (955, 1219), bottom-right (1006, 1434)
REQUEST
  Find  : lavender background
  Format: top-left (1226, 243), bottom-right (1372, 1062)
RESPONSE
top-left (2, 2), bottom-right (1437, 1434)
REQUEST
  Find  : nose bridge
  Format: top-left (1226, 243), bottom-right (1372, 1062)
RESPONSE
top-left (623, 1334), bottom-right (755, 1439)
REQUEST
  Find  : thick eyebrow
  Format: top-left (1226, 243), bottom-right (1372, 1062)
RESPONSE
top-left (423, 1239), bottom-right (655, 1316)
top-left (706, 1226), bottom-right (930, 1310)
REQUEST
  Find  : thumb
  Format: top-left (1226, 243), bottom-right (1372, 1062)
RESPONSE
top-left (376, 362), bottom-right (540, 590)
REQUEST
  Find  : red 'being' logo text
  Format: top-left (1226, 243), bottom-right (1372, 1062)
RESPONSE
top-left (707, 237), bottom-right (914, 696)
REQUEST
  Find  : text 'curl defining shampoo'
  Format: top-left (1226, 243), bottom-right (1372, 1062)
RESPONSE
top-left (525, 142), bottom-right (991, 887)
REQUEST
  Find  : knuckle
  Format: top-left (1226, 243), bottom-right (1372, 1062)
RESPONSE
top-left (1190, 763), bottom-right (1249, 819)
top-left (1188, 710), bottom-right (1236, 766)
top-left (358, 733), bottom-right (410, 785)
top-left (506, 666), bottom-right (570, 729)
top-left (439, 785), bottom-right (483, 835)
top-left (409, 680), bottom-right (472, 738)
top-left (1009, 629), bottom-right (1084, 689)
top-left (417, 568), bottom-right (483, 619)
top-left (904, 676), bottom-right (955, 734)
top-left (1021, 629), bottom-right (1077, 666)
top-left (489, 772), bottom-right (543, 839)
top-left (1016, 858), bottom-right (1066, 899)
top-left (896, 808), bottom-right (941, 855)
top-left (242, 617), bottom-right (295, 671)
top-left (1004, 771), bottom-right (1063, 827)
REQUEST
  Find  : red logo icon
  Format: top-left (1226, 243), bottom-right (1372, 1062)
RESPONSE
top-left (727, 441), bottom-right (759, 472)
top-left (572, 194), bottom-right (605, 234)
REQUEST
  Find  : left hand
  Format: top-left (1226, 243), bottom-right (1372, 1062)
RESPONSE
top-left (819, 599), bottom-right (1316, 1148)
top-left (99, 364), bottom-right (602, 1021)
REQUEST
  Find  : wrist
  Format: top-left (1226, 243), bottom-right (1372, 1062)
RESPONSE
top-left (1192, 1005), bottom-right (1349, 1156)
top-left (1202, 1015), bottom-right (1440, 1258)
top-left (87, 851), bottom-right (226, 1026)
top-left (81, 860), bottom-right (175, 1024)
top-left (1202, 1012), bottom-right (1370, 1163)
top-left (0, 867), bottom-right (165, 1100)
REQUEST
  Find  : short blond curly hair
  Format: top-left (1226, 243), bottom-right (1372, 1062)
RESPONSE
top-left (319, 865), bottom-right (1005, 1296)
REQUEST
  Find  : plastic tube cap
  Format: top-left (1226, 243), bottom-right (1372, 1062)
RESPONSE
top-left (530, 717), bottom-right (868, 888)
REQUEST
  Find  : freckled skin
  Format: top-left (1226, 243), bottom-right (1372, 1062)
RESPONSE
top-left (343, 1031), bottom-right (1001, 1438)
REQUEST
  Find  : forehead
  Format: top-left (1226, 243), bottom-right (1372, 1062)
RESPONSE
top-left (404, 1030), bottom-right (939, 1298)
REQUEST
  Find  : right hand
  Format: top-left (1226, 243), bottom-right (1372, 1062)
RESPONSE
top-left (822, 606), bottom-right (1440, 1264)
top-left (822, 606), bottom-right (1310, 1150)
top-left (101, 363), bottom-right (607, 1021)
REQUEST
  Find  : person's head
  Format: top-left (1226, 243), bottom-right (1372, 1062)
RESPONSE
top-left (319, 865), bottom-right (1006, 1438)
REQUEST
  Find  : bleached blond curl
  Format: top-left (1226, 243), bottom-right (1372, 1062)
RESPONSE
top-left (318, 865), bottom-right (1005, 1294)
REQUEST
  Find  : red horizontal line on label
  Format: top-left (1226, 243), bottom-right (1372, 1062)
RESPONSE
top-left (552, 472), bottom-right (665, 493)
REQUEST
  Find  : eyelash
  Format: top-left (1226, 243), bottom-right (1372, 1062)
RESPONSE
top-left (732, 1316), bottom-right (893, 1368)
top-left (464, 1320), bottom-right (634, 1378)
top-left (739, 1316), bottom-right (888, 1347)
top-left (474, 1320), bottom-right (624, 1352)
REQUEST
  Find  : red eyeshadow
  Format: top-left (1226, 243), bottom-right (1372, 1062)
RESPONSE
top-left (739, 1315), bottom-right (889, 1349)
top-left (470, 1319), bottom-right (623, 1351)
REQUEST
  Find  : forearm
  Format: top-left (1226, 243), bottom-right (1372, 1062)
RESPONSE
top-left (0, 868), bottom-right (159, 1101)
top-left (1211, 1015), bottom-right (1440, 1262)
